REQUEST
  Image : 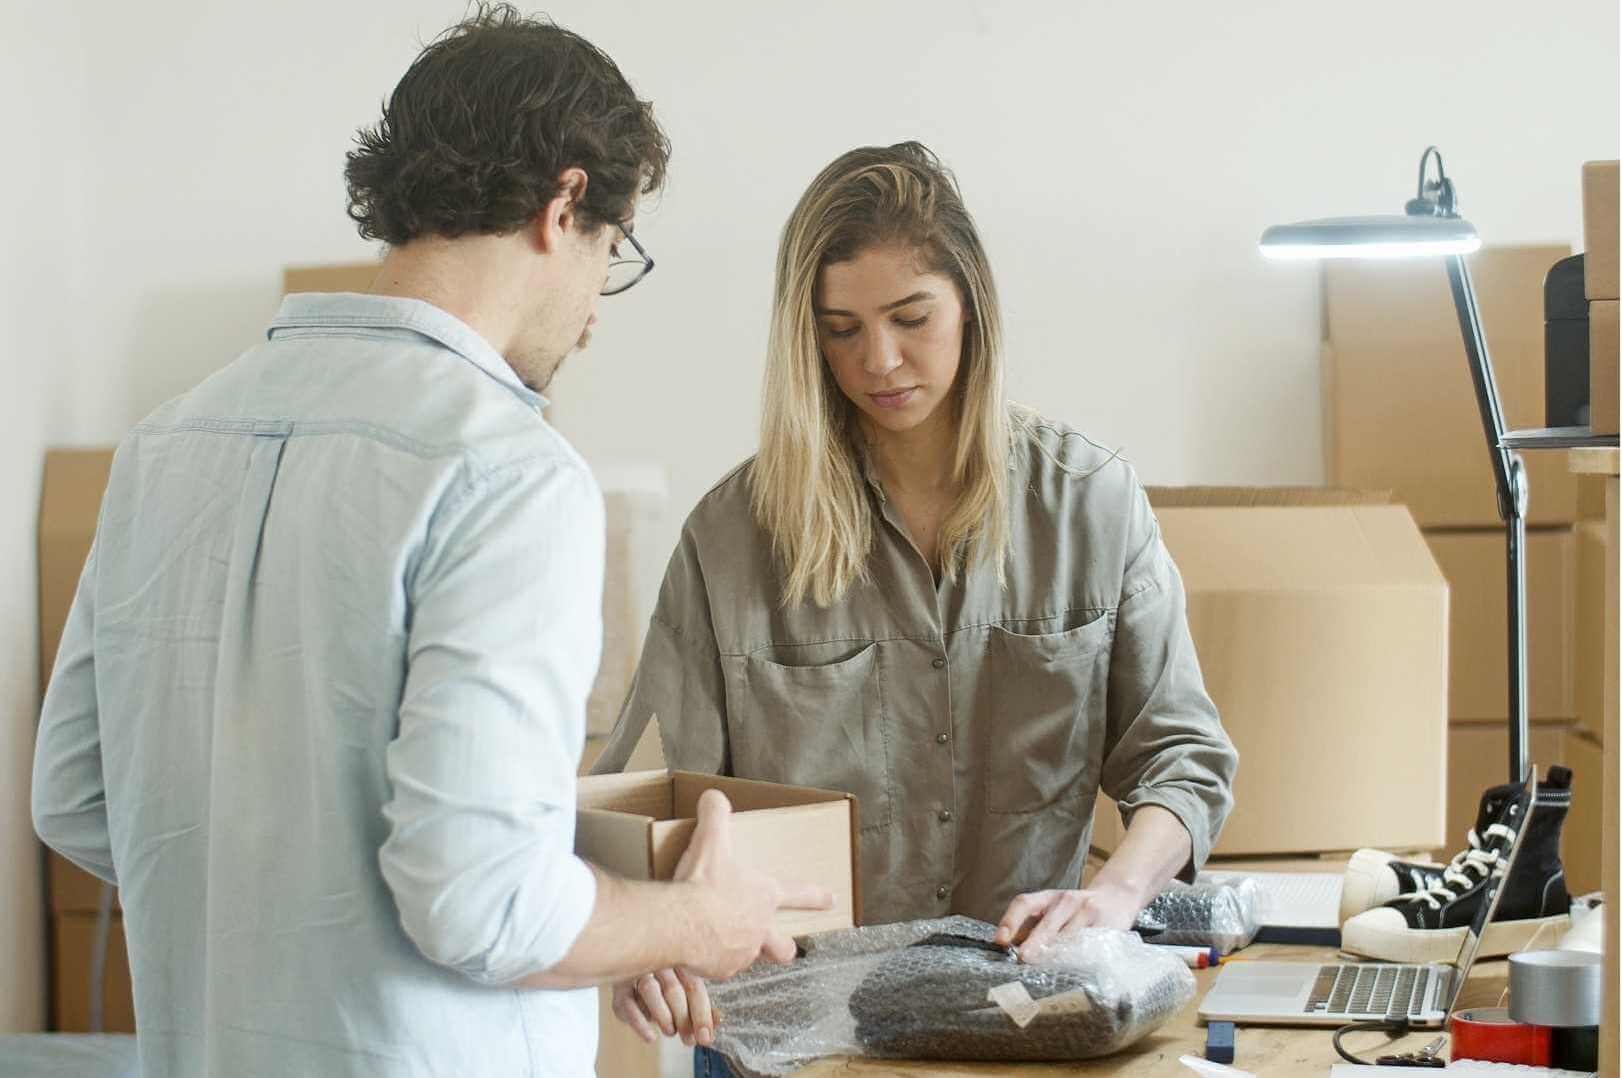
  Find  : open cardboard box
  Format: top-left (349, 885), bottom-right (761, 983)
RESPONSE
top-left (576, 770), bottom-right (861, 937)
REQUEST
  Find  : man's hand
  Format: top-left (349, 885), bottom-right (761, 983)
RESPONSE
top-left (611, 968), bottom-right (716, 1047)
top-left (993, 880), bottom-right (1142, 961)
top-left (673, 788), bottom-right (834, 980)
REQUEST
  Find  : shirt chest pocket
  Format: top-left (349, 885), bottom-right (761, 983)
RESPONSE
top-left (723, 643), bottom-right (892, 833)
top-left (984, 614), bottom-right (1113, 814)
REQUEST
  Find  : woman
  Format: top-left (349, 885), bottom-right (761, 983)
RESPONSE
top-left (593, 142), bottom-right (1237, 1068)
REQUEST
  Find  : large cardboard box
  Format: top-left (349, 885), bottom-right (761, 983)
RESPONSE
top-left (39, 450), bottom-right (114, 695)
top-left (282, 263), bottom-right (381, 295)
top-left (38, 450), bottom-right (124, 922)
top-left (1094, 492), bottom-right (1449, 856)
top-left (576, 770), bottom-right (860, 937)
top-left (1424, 529), bottom-right (1575, 722)
top-left (1564, 729), bottom-right (1605, 897)
top-left (1584, 161), bottom-right (1619, 301)
top-left (52, 913), bottom-right (134, 1033)
top-left (1324, 246), bottom-right (1581, 527)
top-left (1447, 722), bottom-right (1567, 858)
top-left (1576, 521), bottom-right (1610, 742)
top-left (1592, 299), bottom-right (1619, 437)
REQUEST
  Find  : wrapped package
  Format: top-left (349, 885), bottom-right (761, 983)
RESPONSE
top-left (707, 916), bottom-right (1195, 1077)
top-left (1134, 877), bottom-right (1261, 953)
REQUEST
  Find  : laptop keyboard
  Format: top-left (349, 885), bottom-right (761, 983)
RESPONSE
top-left (1305, 964), bottom-right (1430, 1019)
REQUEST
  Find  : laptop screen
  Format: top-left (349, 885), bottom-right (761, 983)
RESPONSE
top-left (1442, 773), bottom-right (1538, 1014)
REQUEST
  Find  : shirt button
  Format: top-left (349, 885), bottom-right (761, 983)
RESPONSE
top-left (935, 733), bottom-right (949, 745)
top-left (931, 657), bottom-right (946, 669)
top-left (938, 809), bottom-right (953, 822)
top-left (936, 884), bottom-right (949, 900)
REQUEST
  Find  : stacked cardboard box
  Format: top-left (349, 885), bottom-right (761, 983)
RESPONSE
top-left (37, 450), bottom-right (130, 1031)
top-left (1323, 246), bottom-right (1606, 893)
top-left (1091, 488), bottom-right (1450, 858)
top-left (1584, 162), bottom-right (1619, 436)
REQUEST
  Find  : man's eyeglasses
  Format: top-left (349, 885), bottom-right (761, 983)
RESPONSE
top-left (603, 226), bottom-right (653, 296)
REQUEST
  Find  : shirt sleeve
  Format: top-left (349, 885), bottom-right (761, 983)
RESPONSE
top-left (591, 526), bottom-right (729, 776)
top-left (379, 457), bottom-right (603, 986)
top-left (32, 541), bottom-right (118, 884)
top-left (1098, 476), bottom-right (1238, 882)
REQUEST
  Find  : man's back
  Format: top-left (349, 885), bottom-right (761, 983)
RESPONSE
top-left (34, 294), bottom-right (605, 1076)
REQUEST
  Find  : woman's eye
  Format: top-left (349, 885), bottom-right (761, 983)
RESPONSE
top-left (826, 325), bottom-right (860, 339)
top-left (895, 315), bottom-right (929, 329)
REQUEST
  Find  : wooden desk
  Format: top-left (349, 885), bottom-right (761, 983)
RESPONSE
top-left (794, 943), bottom-right (1511, 1076)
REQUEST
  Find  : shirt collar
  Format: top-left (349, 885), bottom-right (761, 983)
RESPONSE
top-left (268, 292), bottom-right (549, 410)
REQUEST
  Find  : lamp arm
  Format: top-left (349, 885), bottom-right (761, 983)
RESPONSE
top-left (1443, 253), bottom-right (1531, 785)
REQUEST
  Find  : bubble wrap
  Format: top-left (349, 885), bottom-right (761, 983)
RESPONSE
top-left (706, 916), bottom-right (1195, 1077)
top-left (1134, 878), bottom-right (1261, 953)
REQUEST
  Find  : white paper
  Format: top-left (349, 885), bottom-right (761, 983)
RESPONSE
top-left (987, 981), bottom-right (1039, 1028)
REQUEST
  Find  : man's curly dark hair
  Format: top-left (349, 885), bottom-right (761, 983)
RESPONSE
top-left (345, 4), bottom-right (670, 246)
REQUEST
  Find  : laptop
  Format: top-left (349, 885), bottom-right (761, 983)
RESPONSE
top-left (1198, 775), bottom-right (1536, 1027)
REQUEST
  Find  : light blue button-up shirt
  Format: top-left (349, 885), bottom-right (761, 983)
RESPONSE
top-left (32, 294), bottom-right (605, 1077)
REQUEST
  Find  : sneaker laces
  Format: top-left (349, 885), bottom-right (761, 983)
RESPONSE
top-left (1399, 822), bottom-right (1516, 911)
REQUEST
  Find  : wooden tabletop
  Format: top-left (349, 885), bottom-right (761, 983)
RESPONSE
top-left (793, 943), bottom-right (1511, 1076)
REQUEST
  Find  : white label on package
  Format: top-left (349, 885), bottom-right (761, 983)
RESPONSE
top-left (987, 981), bottom-right (1040, 1028)
top-left (1035, 988), bottom-right (1094, 1018)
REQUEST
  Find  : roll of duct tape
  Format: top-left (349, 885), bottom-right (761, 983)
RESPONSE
top-left (1507, 950), bottom-right (1603, 1027)
top-left (1448, 1008), bottom-right (1552, 1066)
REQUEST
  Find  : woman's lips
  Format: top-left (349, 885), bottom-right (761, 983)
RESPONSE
top-left (869, 387), bottom-right (919, 409)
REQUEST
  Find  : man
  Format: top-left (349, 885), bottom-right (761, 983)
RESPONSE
top-left (31, 7), bottom-right (824, 1076)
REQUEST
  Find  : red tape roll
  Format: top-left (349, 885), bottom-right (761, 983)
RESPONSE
top-left (1450, 1007), bottom-right (1553, 1066)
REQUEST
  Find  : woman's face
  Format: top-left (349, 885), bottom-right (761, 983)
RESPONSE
top-left (815, 244), bottom-right (968, 436)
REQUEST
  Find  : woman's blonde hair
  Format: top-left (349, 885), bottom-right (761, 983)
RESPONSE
top-left (751, 141), bottom-right (1014, 608)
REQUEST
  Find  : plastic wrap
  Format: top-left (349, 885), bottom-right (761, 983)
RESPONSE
top-left (706, 916), bottom-right (1196, 1077)
top-left (1134, 877), bottom-right (1261, 953)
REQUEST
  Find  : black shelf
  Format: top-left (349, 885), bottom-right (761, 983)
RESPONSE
top-left (1500, 427), bottom-right (1620, 451)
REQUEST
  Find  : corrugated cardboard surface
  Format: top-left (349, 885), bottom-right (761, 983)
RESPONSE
top-left (1576, 522), bottom-right (1609, 742)
top-left (1097, 502), bottom-right (1448, 856)
top-left (1583, 161), bottom-right (1619, 301)
top-left (1591, 299), bottom-right (1618, 436)
top-left (1562, 729), bottom-right (1605, 897)
top-left (281, 263), bottom-right (381, 295)
top-left (1324, 245), bottom-right (1581, 527)
top-left (52, 914), bottom-right (134, 1033)
top-left (1447, 723), bottom-right (1567, 861)
top-left (38, 450), bottom-right (121, 920)
top-left (575, 770), bottom-right (860, 936)
top-left (48, 854), bottom-right (118, 915)
top-left (1424, 528), bottom-right (1575, 722)
top-left (38, 450), bottom-right (114, 694)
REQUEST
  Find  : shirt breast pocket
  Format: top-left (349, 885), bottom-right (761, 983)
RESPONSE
top-left (724, 643), bottom-right (892, 833)
top-left (985, 614), bottom-right (1113, 815)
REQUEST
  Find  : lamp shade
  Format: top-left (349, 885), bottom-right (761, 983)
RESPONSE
top-left (1258, 213), bottom-right (1481, 261)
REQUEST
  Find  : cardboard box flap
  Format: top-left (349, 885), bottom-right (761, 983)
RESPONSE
top-left (671, 771), bottom-right (852, 816)
top-left (1148, 486), bottom-right (1391, 509)
top-left (1157, 505), bottom-right (1443, 592)
top-left (574, 809), bottom-right (655, 881)
top-left (576, 770), bottom-right (674, 818)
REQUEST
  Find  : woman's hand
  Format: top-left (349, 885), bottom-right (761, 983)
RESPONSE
top-left (993, 880), bottom-right (1142, 961)
top-left (611, 967), bottom-right (718, 1048)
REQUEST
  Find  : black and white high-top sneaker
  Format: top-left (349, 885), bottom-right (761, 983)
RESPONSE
top-left (1338, 781), bottom-right (1520, 923)
top-left (1341, 768), bottom-right (1573, 964)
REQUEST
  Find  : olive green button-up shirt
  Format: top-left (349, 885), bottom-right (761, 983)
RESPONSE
top-left (594, 418), bottom-right (1237, 926)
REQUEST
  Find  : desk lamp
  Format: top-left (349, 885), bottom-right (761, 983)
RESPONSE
top-left (1259, 146), bottom-right (1529, 785)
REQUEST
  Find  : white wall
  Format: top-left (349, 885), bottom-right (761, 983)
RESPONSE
top-left (3, 0), bottom-right (1617, 1028)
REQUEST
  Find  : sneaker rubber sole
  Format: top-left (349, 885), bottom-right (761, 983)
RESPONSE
top-left (1340, 907), bottom-right (1572, 964)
